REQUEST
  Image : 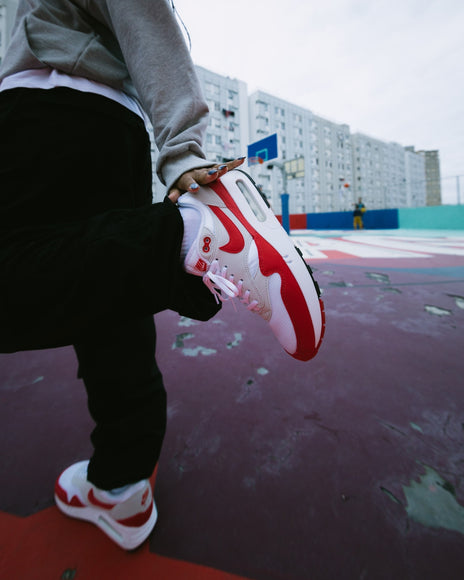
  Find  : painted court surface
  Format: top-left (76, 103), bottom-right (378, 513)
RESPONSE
top-left (1, 230), bottom-right (464, 579)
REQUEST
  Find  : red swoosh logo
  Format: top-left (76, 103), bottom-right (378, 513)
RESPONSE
top-left (209, 205), bottom-right (245, 253)
top-left (209, 178), bottom-right (323, 361)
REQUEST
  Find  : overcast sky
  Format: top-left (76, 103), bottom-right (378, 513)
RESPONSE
top-left (174, 0), bottom-right (464, 204)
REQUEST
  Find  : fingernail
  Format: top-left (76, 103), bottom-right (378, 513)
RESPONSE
top-left (236, 156), bottom-right (246, 160)
top-left (218, 165), bottom-right (227, 170)
top-left (189, 183), bottom-right (199, 191)
top-left (208, 169), bottom-right (218, 175)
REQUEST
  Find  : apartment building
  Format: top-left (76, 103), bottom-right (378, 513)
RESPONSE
top-left (351, 133), bottom-right (410, 209)
top-left (417, 150), bottom-right (442, 206)
top-left (248, 90), bottom-right (312, 214)
top-left (405, 146), bottom-right (427, 207)
top-left (246, 89), bottom-right (433, 213)
top-left (194, 65), bottom-right (249, 164)
top-left (247, 90), bottom-right (354, 215)
top-left (310, 114), bottom-right (353, 214)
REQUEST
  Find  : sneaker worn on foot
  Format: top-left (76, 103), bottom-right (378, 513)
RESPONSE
top-left (178, 169), bottom-right (325, 361)
top-left (54, 460), bottom-right (157, 550)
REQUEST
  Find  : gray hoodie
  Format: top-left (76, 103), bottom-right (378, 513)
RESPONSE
top-left (0, 0), bottom-right (212, 191)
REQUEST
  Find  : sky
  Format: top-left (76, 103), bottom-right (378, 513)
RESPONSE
top-left (174, 0), bottom-right (464, 204)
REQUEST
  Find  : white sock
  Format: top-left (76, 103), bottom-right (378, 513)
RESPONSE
top-left (178, 205), bottom-right (201, 262)
top-left (108, 484), bottom-right (133, 496)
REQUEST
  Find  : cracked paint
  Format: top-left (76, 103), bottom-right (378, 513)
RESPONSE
top-left (365, 272), bottom-right (390, 284)
top-left (424, 305), bottom-right (452, 316)
top-left (380, 487), bottom-right (403, 505)
top-left (448, 294), bottom-right (464, 310)
top-left (227, 332), bottom-right (243, 349)
top-left (328, 281), bottom-right (353, 287)
top-left (381, 287), bottom-right (402, 294)
top-left (172, 332), bottom-right (194, 349)
top-left (237, 378), bottom-right (257, 403)
top-left (403, 465), bottom-right (464, 535)
top-left (172, 332), bottom-right (216, 356)
top-left (182, 346), bottom-right (217, 357)
top-left (178, 316), bottom-right (197, 327)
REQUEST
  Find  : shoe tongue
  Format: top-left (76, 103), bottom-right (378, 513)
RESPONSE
top-left (248, 240), bottom-right (259, 277)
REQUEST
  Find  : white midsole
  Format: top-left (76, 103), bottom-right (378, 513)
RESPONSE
top-left (55, 495), bottom-right (158, 551)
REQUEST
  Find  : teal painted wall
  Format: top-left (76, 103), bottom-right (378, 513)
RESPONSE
top-left (399, 205), bottom-right (464, 229)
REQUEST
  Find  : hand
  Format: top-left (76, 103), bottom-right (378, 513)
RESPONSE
top-left (168, 157), bottom-right (246, 203)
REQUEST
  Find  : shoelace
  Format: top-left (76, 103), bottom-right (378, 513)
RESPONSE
top-left (202, 260), bottom-right (261, 312)
top-left (236, 280), bottom-right (260, 312)
top-left (203, 260), bottom-right (239, 303)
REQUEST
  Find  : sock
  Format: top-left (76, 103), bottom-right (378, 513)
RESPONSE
top-left (108, 484), bottom-right (133, 496)
top-left (178, 205), bottom-right (201, 262)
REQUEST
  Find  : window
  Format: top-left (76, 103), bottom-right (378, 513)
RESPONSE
top-left (205, 82), bottom-right (219, 95)
top-left (206, 99), bottom-right (220, 112)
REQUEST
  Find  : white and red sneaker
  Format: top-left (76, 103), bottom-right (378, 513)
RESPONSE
top-left (54, 460), bottom-right (156, 550)
top-left (178, 169), bottom-right (325, 361)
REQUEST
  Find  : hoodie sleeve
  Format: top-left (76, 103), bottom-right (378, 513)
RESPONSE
top-left (103, 0), bottom-right (213, 190)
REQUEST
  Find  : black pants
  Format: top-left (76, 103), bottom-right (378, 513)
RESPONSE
top-left (0, 88), bottom-right (219, 489)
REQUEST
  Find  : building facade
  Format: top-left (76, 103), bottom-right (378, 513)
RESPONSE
top-left (247, 90), bottom-right (355, 215)
top-left (405, 146), bottom-right (427, 207)
top-left (194, 65), bottom-right (249, 164)
top-left (351, 133), bottom-right (411, 210)
top-left (417, 150), bottom-right (442, 206)
top-left (246, 90), bottom-right (429, 214)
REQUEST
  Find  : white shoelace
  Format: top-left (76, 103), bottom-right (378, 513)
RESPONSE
top-left (202, 260), bottom-right (261, 312)
top-left (203, 260), bottom-right (239, 303)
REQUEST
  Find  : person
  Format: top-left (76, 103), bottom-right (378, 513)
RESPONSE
top-left (353, 197), bottom-right (366, 229)
top-left (0, 0), bottom-right (324, 550)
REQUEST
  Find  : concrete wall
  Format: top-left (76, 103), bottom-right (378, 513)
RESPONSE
top-left (398, 205), bottom-right (464, 229)
top-left (276, 205), bottom-right (464, 231)
top-left (305, 209), bottom-right (399, 230)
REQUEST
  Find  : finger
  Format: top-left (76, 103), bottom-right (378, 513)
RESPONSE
top-left (199, 157), bottom-right (246, 181)
top-left (226, 156), bottom-right (246, 170)
top-left (219, 157), bottom-right (246, 175)
top-left (190, 167), bottom-right (221, 186)
top-left (167, 187), bottom-right (182, 203)
top-left (174, 172), bottom-right (201, 193)
top-left (168, 180), bottom-right (199, 202)
top-left (172, 156), bottom-right (247, 194)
